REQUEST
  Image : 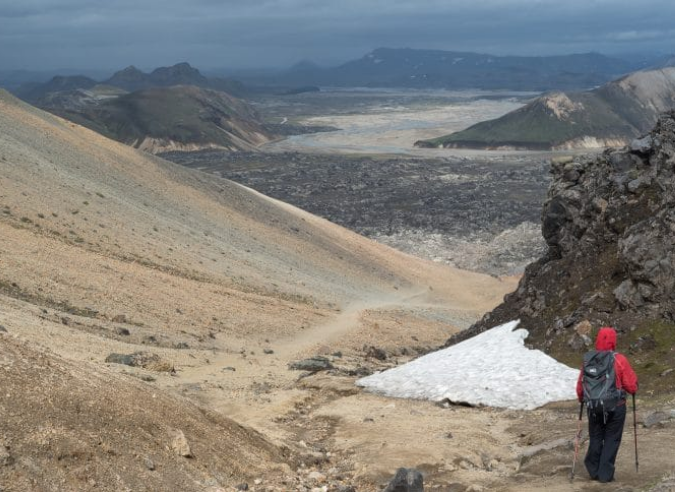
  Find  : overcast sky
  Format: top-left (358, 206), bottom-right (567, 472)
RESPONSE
top-left (1, 0), bottom-right (674, 72)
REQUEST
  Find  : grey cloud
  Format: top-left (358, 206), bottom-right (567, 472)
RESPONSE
top-left (1, 0), bottom-right (674, 70)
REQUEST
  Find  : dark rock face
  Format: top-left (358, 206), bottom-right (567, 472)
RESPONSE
top-left (382, 467), bottom-right (424, 492)
top-left (451, 112), bottom-right (675, 352)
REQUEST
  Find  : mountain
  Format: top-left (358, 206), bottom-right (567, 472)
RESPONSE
top-left (30, 83), bottom-right (128, 111)
top-left (45, 85), bottom-right (274, 152)
top-left (105, 62), bottom-right (207, 91)
top-left (104, 62), bottom-right (245, 96)
top-left (262, 48), bottom-right (643, 91)
top-left (417, 67), bottom-right (675, 150)
top-left (10, 63), bottom-right (263, 152)
top-left (14, 74), bottom-right (98, 102)
top-left (12, 62), bottom-right (246, 103)
top-left (448, 114), bottom-right (675, 393)
top-left (0, 89), bottom-right (512, 488)
top-left (104, 65), bottom-right (148, 91)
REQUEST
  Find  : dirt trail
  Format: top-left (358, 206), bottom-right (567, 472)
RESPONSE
top-left (272, 290), bottom-right (432, 359)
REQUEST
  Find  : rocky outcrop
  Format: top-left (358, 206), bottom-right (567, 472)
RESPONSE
top-left (451, 112), bottom-right (675, 357)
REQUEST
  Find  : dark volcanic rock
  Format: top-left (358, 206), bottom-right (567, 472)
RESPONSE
top-left (105, 352), bottom-right (161, 368)
top-left (383, 467), bottom-right (424, 492)
top-left (288, 356), bottom-right (334, 372)
top-left (365, 346), bottom-right (387, 360)
top-left (449, 112), bottom-right (675, 355)
top-left (163, 150), bottom-right (551, 276)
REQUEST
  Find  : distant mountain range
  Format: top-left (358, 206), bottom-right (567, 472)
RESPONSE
top-left (416, 67), bottom-right (675, 150)
top-left (9, 63), bottom-right (271, 153)
top-left (14, 62), bottom-right (246, 102)
top-left (248, 48), bottom-right (668, 91)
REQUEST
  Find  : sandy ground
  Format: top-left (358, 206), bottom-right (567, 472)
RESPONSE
top-left (1, 90), bottom-right (674, 491)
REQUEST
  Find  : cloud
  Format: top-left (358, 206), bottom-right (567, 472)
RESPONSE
top-left (0, 0), bottom-right (674, 70)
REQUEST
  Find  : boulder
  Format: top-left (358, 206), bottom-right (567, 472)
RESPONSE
top-left (288, 356), bottom-right (334, 372)
top-left (169, 429), bottom-right (192, 458)
top-left (382, 467), bottom-right (424, 492)
top-left (613, 280), bottom-right (644, 309)
top-left (643, 411), bottom-right (670, 428)
top-left (308, 471), bottom-right (327, 483)
top-left (573, 320), bottom-right (592, 337)
top-left (630, 135), bottom-right (653, 154)
top-left (567, 333), bottom-right (591, 351)
top-left (144, 456), bottom-right (155, 471)
top-left (365, 346), bottom-right (387, 361)
top-left (105, 352), bottom-right (173, 372)
top-left (0, 444), bottom-right (13, 466)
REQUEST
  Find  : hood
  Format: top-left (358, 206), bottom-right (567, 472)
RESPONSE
top-left (595, 327), bottom-right (617, 351)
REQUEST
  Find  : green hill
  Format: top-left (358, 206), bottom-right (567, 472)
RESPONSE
top-left (416, 67), bottom-right (675, 150)
top-left (52, 85), bottom-right (274, 153)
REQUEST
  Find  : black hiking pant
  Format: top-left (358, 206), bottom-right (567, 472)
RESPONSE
top-left (585, 402), bottom-right (626, 482)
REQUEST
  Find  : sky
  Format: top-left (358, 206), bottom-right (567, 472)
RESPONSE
top-left (1, 0), bottom-right (674, 73)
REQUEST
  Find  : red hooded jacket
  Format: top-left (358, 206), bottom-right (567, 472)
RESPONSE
top-left (576, 327), bottom-right (638, 402)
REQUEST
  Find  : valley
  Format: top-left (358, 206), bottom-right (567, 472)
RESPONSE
top-left (165, 88), bottom-right (557, 276)
top-left (253, 88), bottom-right (532, 155)
top-left (5, 0), bottom-right (675, 486)
top-left (2, 71), bottom-right (675, 492)
top-left (165, 150), bottom-right (550, 276)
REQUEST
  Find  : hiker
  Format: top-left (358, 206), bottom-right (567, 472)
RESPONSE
top-left (576, 327), bottom-right (638, 483)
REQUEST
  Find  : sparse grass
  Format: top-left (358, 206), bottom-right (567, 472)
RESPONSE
top-left (419, 91), bottom-right (633, 149)
top-left (623, 319), bottom-right (675, 394)
top-left (0, 279), bottom-right (99, 319)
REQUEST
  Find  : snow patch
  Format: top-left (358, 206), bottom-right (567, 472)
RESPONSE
top-left (357, 321), bottom-right (578, 410)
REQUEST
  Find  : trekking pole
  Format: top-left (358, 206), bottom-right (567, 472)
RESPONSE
top-left (632, 394), bottom-right (639, 473)
top-left (570, 401), bottom-right (584, 481)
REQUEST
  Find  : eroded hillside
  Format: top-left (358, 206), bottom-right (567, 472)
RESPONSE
top-left (0, 89), bottom-right (516, 490)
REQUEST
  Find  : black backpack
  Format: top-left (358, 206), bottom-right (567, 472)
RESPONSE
top-left (582, 350), bottom-right (624, 415)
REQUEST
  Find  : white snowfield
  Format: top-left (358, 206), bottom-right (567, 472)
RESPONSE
top-left (357, 320), bottom-right (579, 410)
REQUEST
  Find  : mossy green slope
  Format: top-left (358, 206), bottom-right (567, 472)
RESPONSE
top-left (53, 85), bottom-right (272, 152)
top-left (417, 68), bottom-right (675, 150)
